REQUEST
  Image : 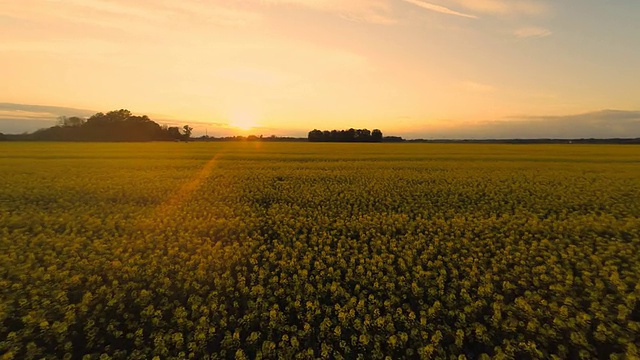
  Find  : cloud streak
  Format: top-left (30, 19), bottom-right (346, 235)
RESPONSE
top-left (0, 103), bottom-right (96, 134)
top-left (0, 103), bottom-right (226, 135)
top-left (459, 81), bottom-right (496, 93)
top-left (0, 0), bottom-right (264, 34)
top-left (402, 0), bottom-right (478, 18)
top-left (412, 110), bottom-right (640, 139)
top-left (451, 0), bottom-right (549, 16)
top-left (514, 26), bottom-right (552, 38)
top-left (0, 103), bottom-right (96, 118)
top-left (264, 0), bottom-right (395, 24)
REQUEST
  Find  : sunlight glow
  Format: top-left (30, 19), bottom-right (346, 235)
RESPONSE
top-left (228, 111), bottom-right (260, 131)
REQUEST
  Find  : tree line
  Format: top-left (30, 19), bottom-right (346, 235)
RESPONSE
top-left (308, 128), bottom-right (383, 142)
top-left (9, 110), bottom-right (193, 142)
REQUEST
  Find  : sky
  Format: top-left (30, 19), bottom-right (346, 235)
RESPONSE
top-left (1, 0), bottom-right (639, 138)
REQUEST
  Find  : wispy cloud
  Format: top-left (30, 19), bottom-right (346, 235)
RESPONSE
top-left (0, 103), bottom-right (97, 134)
top-left (50, 0), bottom-right (162, 21)
top-left (402, 0), bottom-right (478, 19)
top-left (451, 0), bottom-right (549, 16)
top-left (158, 2), bottom-right (263, 27)
top-left (514, 26), bottom-right (552, 38)
top-left (459, 81), bottom-right (496, 93)
top-left (0, 103), bottom-right (217, 134)
top-left (0, 39), bottom-right (123, 54)
top-left (339, 11), bottom-right (397, 25)
top-left (0, 103), bottom-right (291, 137)
top-left (214, 66), bottom-right (293, 86)
top-left (413, 110), bottom-right (640, 139)
top-left (264, 0), bottom-right (396, 24)
top-left (0, 0), bottom-right (263, 34)
top-left (0, 103), bottom-right (96, 118)
top-left (507, 109), bottom-right (640, 123)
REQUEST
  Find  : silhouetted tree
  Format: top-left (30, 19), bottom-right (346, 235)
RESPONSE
top-left (86, 109), bottom-right (132, 126)
top-left (346, 128), bottom-right (356, 141)
top-left (331, 130), bottom-right (339, 141)
top-left (383, 136), bottom-right (404, 142)
top-left (308, 129), bottom-right (323, 142)
top-left (308, 128), bottom-right (384, 142)
top-left (57, 116), bottom-right (85, 127)
top-left (167, 127), bottom-right (182, 140)
top-left (182, 125), bottom-right (193, 141)
top-left (372, 129), bottom-right (383, 142)
top-left (29, 109), bottom-right (191, 141)
top-left (355, 129), bottom-right (371, 141)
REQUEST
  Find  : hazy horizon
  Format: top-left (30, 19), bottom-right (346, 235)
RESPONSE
top-left (1, 1), bottom-right (639, 138)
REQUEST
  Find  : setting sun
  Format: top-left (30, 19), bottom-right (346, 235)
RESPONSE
top-left (228, 111), bottom-right (259, 131)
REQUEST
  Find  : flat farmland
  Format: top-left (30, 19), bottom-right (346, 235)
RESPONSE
top-left (1, 142), bottom-right (639, 359)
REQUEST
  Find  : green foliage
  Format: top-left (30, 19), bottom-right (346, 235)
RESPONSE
top-left (0, 142), bottom-right (639, 359)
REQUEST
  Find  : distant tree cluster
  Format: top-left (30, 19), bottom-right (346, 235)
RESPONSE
top-left (308, 128), bottom-right (383, 142)
top-left (28, 110), bottom-right (192, 142)
top-left (57, 116), bottom-right (86, 127)
top-left (383, 136), bottom-right (405, 142)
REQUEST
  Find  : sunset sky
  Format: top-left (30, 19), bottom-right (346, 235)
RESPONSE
top-left (1, 0), bottom-right (639, 138)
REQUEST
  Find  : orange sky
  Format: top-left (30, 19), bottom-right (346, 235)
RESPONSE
top-left (1, 0), bottom-right (639, 138)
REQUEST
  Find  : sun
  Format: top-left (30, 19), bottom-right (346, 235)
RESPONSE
top-left (228, 111), bottom-right (259, 131)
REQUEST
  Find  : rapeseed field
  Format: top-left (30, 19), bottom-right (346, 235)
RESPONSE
top-left (1, 142), bottom-right (638, 359)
